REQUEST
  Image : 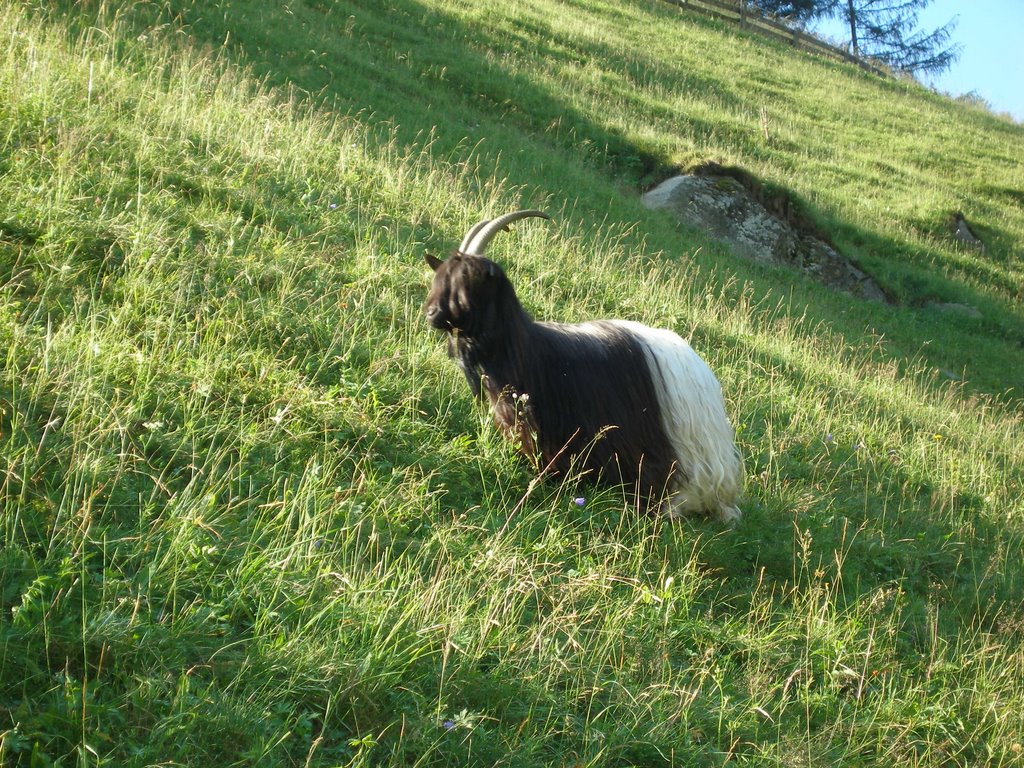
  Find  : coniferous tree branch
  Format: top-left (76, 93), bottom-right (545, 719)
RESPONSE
top-left (833, 0), bottom-right (960, 75)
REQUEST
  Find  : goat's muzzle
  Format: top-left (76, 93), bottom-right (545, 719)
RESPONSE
top-left (425, 304), bottom-right (449, 330)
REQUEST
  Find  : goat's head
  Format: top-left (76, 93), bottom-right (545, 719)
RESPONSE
top-left (424, 210), bottom-right (550, 336)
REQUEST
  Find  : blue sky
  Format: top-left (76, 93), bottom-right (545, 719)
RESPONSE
top-left (810, 0), bottom-right (1024, 122)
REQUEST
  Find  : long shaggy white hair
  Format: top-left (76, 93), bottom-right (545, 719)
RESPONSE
top-left (616, 322), bottom-right (743, 523)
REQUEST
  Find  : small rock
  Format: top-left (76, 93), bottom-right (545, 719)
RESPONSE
top-left (950, 212), bottom-right (985, 253)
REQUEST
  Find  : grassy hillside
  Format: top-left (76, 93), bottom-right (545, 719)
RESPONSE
top-left (85, 0), bottom-right (1024, 400)
top-left (1, 1), bottom-right (1023, 766)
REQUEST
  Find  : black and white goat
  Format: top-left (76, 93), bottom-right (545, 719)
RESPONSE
top-left (425, 210), bottom-right (742, 523)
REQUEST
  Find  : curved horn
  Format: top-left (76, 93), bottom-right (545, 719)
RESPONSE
top-left (464, 209), bottom-right (551, 256)
top-left (457, 217), bottom-right (493, 254)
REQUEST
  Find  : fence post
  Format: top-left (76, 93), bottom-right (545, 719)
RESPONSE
top-left (739, 0), bottom-right (746, 27)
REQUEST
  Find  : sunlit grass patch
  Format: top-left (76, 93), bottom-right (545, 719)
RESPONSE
top-left (1, 1), bottom-right (1023, 766)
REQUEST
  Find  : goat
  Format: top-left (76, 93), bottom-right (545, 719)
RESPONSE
top-left (424, 210), bottom-right (742, 523)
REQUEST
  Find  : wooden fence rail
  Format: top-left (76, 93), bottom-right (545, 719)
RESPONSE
top-left (659, 0), bottom-right (889, 77)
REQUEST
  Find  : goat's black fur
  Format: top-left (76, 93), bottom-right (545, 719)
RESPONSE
top-left (425, 251), bottom-right (678, 506)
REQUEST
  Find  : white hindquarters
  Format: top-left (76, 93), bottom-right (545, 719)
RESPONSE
top-left (614, 321), bottom-right (743, 523)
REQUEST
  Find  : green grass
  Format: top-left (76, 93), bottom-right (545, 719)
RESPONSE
top-left (76, 0), bottom-right (1024, 401)
top-left (1, 0), bottom-right (1023, 765)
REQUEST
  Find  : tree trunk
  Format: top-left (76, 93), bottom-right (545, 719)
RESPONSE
top-left (846, 0), bottom-right (859, 57)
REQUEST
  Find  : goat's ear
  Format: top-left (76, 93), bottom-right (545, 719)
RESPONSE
top-left (424, 253), bottom-right (444, 271)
